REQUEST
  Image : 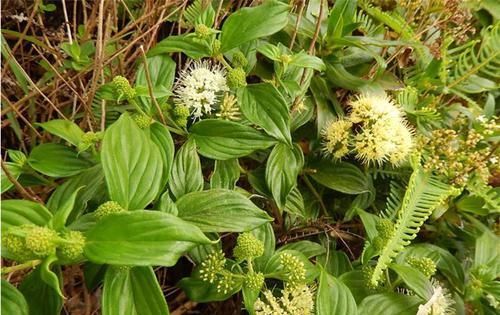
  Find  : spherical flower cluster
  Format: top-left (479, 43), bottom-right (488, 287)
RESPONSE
top-left (232, 51), bottom-right (248, 68)
top-left (254, 284), bottom-right (314, 315)
top-left (227, 67), bottom-right (247, 89)
top-left (24, 225), bottom-right (58, 256)
top-left (417, 282), bottom-right (455, 315)
top-left (322, 118), bottom-right (352, 159)
top-left (95, 201), bottom-right (125, 220)
top-left (280, 253), bottom-right (306, 288)
top-left (3, 225), bottom-right (59, 262)
top-left (2, 230), bottom-right (33, 262)
top-left (216, 272), bottom-right (237, 294)
top-left (216, 93), bottom-right (240, 121)
top-left (406, 256), bottom-right (437, 278)
top-left (245, 272), bottom-right (265, 290)
top-left (322, 94), bottom-right (414, 166)
top-left (173, 105), bottom-right (190, 127)
top-left (133, 113), bottom-right (153, 129)
top-left (58, 230), bottom-right (86, 261)
top-left (199, 250), bottom-right (226, 284)
top-left (112, 75), bottom-right (136, 101)
top-left (372, 219), bottom-right (395, 251)
top-left (78, 131), bottom-right (103, 152)
top-left (233, 233), bottom-right (264, 261)
top-left (195, 24), bottom-right (211, 38)
top-left (173, 60), bottom-right (228, 119)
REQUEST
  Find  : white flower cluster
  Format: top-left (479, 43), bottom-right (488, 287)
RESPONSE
top-left (417, 283), bottom-right (455, 315)
top-left (174, 60), bottom-right (228, 119)
top-left (254, 285), bottom-right (314, 315)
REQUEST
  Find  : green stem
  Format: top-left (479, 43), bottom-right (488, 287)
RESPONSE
top-left (1, 260), bottom-right (42, 274)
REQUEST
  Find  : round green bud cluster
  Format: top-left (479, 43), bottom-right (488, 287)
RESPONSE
top-left (406, 256), bottom-right (436, 278)
top-left (227, 67), bottom-right (247, 89)
top-left (24, 226), bottom-right (58, 257)
top-left (199, 250), bottom-right (226, 284)
top-left (245, 272), bottom-right (265, 290)
top-left (58, 231), bottom-right (86, 261)
top-left (78, 131), bottom-right (103, 152)
top-left (279, 54), bottom-right (293, 64)
top-left (195, 24), bottom-right (211, 38)
top-left (232, 51), bottom-right (248, 68)
top-left (112, 75), bottom-right (136, 101)
top-left (280, 253), bottom-right (306, 288)
top-left (466, 277), bottom-right (484, 301)
top-left (2, 231), bottom-right (33, 262)
top-left (173, 105), bottom-right (190, 127)
top-left (362, 265), bottom-right (380, 290)
top-left (95, 201), bottom-right (125, 220)
top-left (233, 233), bottom-right (264, 261)
top-left (133, 113), bottom-right (153, 129)
top-left (216, 272), bottom-right (236, 294)
top-left (376, 219), bottom-right (395, 239)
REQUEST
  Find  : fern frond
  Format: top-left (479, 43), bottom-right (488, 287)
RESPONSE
top-left (184, 0), bottom-right (204, 27)
top-left (370, 167), bottom-right (458, 286)
top-left (370, 167), bottom-right (411, 181)
top-left (447, 22), bottom-right (500, 93)
top-left (355, 10), bottom-right (381, 36)
top-left (383, 180), bottom-right (406, 220)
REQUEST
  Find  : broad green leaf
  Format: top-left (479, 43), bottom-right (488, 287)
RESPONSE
top-left (338, 271), bottom-right (371, 303)
top-left (278, 241), bottom-right (325, 258)
top-left (284, 187), bottom-right (306, 217)
top-left (290, 52), bottom-right (325, 71)
top-left (150, 122), bottom-right (175, 190)
top-left (178, 277), bottom-right (242, 302)
top-left (169, 139), bottom-right (203, 200)
top-left (389, 264), bottom-right (432, 300)
top-left (101, 113), bottom-right (163, 210)
top-left (175, 189), bottom-right (272, 232)
top-left (83, 262), bottom-right (107, 291)
top-left (39, 255), bottom-right (64, 298)
top-left (102, 266), bottom-right (169, 315)
top-left (317, 250), bottom-right (353, 277)
top-left (1, 200), bottom-right (52, 230)
top-left (190, 119), bottom-right (276, 160)
top-left (265, 143), bottom-right (304, 209)
top-left (242, 285), bottom-right (260, 314)
top-left (136, 55), bottom-right (176, 112)
top-left (46, 165), bottom-right (105, 224)
top-left (251, 222), bottom-right (276, 270)
top-left (1, 162), bottom-right (22, 192)
top-left (474, 232), bottom-right (499, 267)
top-left (50, 187), bottom-right (83, 230)
top-left (357, 293), bottom-right (420, 315)
top-left (19, 267), bottom-right (63, 315)
top-left (309, 160), bottom-right (371, 194)
top-left (1, 280), bottom-right (29, 315)
top-left (327, 0), bottom-right (357, 41)
top-left (239, 83), bottom-right (291, 144)
top-left (220, 0), bottom-right (289, 52)
top-left (147, 34), bottom-right (211, 59)
top-left (84, 211), bottom-right (211, 266)
top-left (316, 270), bottom-right (357, 315)
top-left (157, 191), bottom-right (178, 215)
top-left (28, 143), bottom-right (93, 177)
top-left (37, 119), bottom-right (84, 146)
top-left (210, 159), bottom-right (240, 190)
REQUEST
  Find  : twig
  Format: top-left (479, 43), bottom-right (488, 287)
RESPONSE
top-left (1, 160), bottom-right (43, 203)
top-left (1, 260), bottom-right (42, 275)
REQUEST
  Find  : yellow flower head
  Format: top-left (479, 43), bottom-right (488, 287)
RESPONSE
top-left (322, 118), bottom-right (352, 159)
top-left (349, 94), bottom-right (402, 123)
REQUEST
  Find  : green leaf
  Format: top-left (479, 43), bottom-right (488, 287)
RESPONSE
top-left (19, 267), bottom-right (63, 315)
top-left (178, 277), bottom-right (242, 302)
top-left (102, 266), bottom-right (169, 315)
top-left (327, 0), bottom-right (357, 40)
top-left (175, 189), bottom-right (272, 232)
top-left (239, 83), bottom-right (291, 144)
top-left (39, 255), bottom-right (64, 298)
top-left (84, 210), bottom-right (211, 266)
top-left (278, 241), bottom-right (325, 259)
top-left (1, 162), bottom-right (22, 192)
top-left (210, 159), bottom-right (240, 190)
top-left (1, 280), bottom-right (29, 315)
top-left (220, 0), bottom-right (289, 52)
top-left (37, 119), bottom-right (84, 146)
top-left (251, 222), bottom-right (276, 270)
top-left (169, 139), bottom-right (204, 200)
top-left (1, 200), bottom-right (52, 230)
top-left (474, 232), bottom-right (499, 268)
top-left (242, 285), bottom-right (260, 314)
top-left (190, 119), bottom-right (276, 160)
top-left (46, 165), bottom-right (105, 224)
top-left (266, 143), bottom-right (304, 209)
top-left (147, 34), bottom-right (211, 59)
top-left (263, 249), bottom-right (319, 282)
top-left (389, 264), bottom-right (432, 300)
top-left (316, 270), bottom-right (357, 315)
top-left (338, 271), bottom-right (371, 303)
top-left (357, 293), bottom-right (420, 315)
top-left (290, 52), bottom-right (325, 71)
top-left (309, 160), bottom-right (371, 194)
top-left (50, 186), bottom-right (83, 230)
top-left (101, 113), bottom-right (163, 210)
top-left (284, 187), bottom-right (306, 217)
top-left (150, 122), bottom-right (175, 190)
top-left (28, 143), bottom-right (93, 177)
top-left (136, 55), bottom-right (176, 111)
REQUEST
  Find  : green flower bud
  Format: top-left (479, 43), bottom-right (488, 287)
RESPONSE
top-left (279, 54), bottom-right (292, 64)
top-left (216, 272), bottom-right (236, 294)
top-left (77, 131), bottom-right (102, 152)
top-left (362, 265), bottom-right (380, 290)
top-left (199, 250), bottom-right (226, 284)
top-left (2, 231), bottom-right (33, 262)
top-left (376, 219), bottom-right (395, 240)
top-left (406, 256), bottom-right (436, 278)
top-left (58, 231), bottom-right (86, 261)
top-left (24, 226), bottom-right (58, 257)
top-left (227, 67), bottom-right (247, 89)
top-left (245, 272), bottom-right (265, 290)
top-left (173, 105), bottom-right (190, 127)
top-left (95, 201), bottom-right (125, 220)
top-left (372, 236), bottom-right (387, 252)
top-left (195, 24), bottom-right (211, 38)
top-left (233, 233), bottom-right (264, 261)
top-left (112, 75), bottom-right (136, 101)
top-left (133, 113), bottom-right (153, 129)
top-left (280, 253), bottom-right (306, 288)
top-left (231, 51), bottom-right (248, 68)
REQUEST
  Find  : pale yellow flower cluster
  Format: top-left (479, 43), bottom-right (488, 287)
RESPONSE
top-left (254, 285), bottom-right (314, 315)
top-left (322, 94), bottom-right (414, 166)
